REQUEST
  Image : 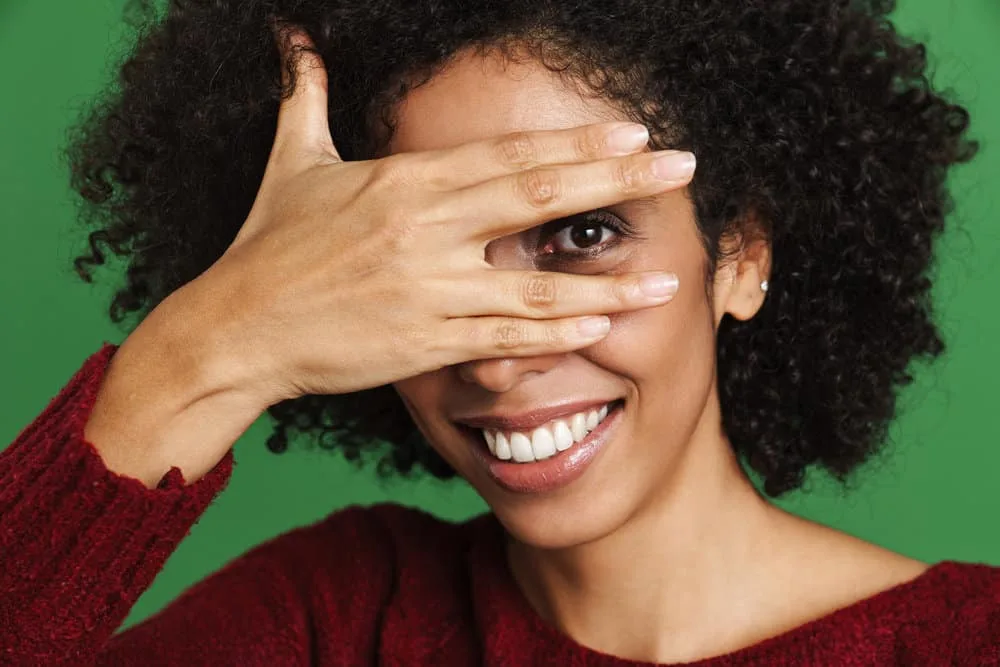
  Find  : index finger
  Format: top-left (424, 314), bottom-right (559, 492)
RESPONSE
top-left (413, 122), bottom-right (651, 190)
top-left (272, 22), bottom-right (340, 160)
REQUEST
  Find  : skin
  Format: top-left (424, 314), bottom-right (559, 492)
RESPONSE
top-left (83, 30), bottom-right (695, 489)
top-left (391, 50), bottom-right (929, 662)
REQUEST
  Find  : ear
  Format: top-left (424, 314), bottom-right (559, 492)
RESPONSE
top-left (712, 228), bottom-right (772, 326)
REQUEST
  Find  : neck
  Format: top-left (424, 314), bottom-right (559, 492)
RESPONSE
top-left (505, 404), bottom-right (785, 663)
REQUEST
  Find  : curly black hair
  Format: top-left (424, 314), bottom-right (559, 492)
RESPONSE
top-left (68, 0), bottom-right (977, 496)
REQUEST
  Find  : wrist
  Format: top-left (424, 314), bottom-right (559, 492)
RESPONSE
top-left (137, 282), bottom-right (280, 410)
top-left (84, 293), bottom-right (270, 488)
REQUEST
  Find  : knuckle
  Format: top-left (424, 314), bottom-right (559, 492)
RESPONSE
top-left (378, 207), bottom-right (422, 251)
top-left (546, 323), bottom-right (571, 347)
top-left (574, 127), bottom-right (606, 159)
top-left (496, 132), bottom-right (539, 168)
top-left (611, 276), bottom-right (633, 303)
top-left (493, 320), bottom-right (527, 350)
top-left (521, 273), bottom-right (557, 310)
top-left (382, 205), bottom-right (414, 234)
top-left (403, 323), bottom-right (435, 354)
top-left (614, 159), bottom-right (646, 193)
top-left (370, 154), bottom-right (412, 187)
top-left (516, 169), bottom-right (561, 209)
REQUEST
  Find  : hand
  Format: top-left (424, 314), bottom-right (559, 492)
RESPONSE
top-left (165, 26), bottom-right (696, 408)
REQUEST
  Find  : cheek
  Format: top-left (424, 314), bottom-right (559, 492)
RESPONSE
top-left (590, 252), bottom-right (715, 363)
top-left (392, 373), bottom-right (447, 431)
top-left (393, 370), bottom-right (478, 469)
top-left (395, 372), bottom-right (482, 476)
top-left (578, 277), bottom-right (718, 416)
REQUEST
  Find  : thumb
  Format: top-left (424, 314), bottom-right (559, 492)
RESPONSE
top-left (271, 21), bottom-right (341, 161)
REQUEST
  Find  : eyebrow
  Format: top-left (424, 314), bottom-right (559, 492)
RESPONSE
top-left (620, 195), bottom-right (663, 215)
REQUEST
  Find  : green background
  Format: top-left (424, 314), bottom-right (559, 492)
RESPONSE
top-left (1, 0), bottom-right (997, 630)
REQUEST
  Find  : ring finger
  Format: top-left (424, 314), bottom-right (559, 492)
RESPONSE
top-left (430, 269), bottom-right (680, 319)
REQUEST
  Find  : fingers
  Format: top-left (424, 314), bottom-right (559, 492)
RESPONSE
top-left (415, 122), bottom-right (652, 190)
top-left (429, 269), bottom-right (681, 365)
top-left (272, 23), bottom-right (340, 160)
top-left (434, 270), bottom-right (680, 318)
top-left (435, 315), bottom-right (615, 364)
top-left (443, 149), bottom-right (696, 240)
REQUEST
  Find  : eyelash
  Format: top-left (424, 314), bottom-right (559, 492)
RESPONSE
top-left (536, 210), bottom-right (641, 261)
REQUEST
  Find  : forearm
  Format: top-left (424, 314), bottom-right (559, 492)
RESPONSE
top-left (84, 291), bottom-right (268, 489)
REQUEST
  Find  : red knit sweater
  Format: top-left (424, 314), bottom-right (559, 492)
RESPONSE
top-left (1, 345), bottom-right (998, 666)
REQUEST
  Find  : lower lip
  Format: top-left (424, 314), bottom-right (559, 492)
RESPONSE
top-left (464, 403), bottom-right (623, 494)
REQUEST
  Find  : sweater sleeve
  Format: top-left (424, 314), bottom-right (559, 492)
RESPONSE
top-left (0, 344), bottom-right (240, 666)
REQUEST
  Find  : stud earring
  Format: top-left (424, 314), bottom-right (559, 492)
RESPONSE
top-left (760, 280), bottom-right (769, 293)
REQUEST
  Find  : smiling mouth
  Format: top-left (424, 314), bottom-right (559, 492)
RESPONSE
top-left (456, 399), bottom-right (625, 464)
top-left (454, 398), bottom-right (626, 494)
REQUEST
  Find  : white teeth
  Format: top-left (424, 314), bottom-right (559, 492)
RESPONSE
top-left (479, 402), bottom-right (617, 463)
top-left (531, 427), bottom-right (557, 460)
top-left (494, 432), bottom-right (512, 460)
top-left (553, 421), bottom-right (574, 451)
top-left (509, 433), bottom-right (534, 462)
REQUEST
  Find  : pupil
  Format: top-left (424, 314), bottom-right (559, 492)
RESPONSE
top-left (570, 223), bottom-right (601, 248)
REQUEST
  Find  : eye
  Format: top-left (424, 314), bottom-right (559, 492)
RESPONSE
top-left (537, 210), bottom-right (636, 259)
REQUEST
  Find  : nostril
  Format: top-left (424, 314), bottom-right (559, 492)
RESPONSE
top-left (455, 357), bottom-right (520, 391)
top-left (456, 356), bottom-right (564, 394)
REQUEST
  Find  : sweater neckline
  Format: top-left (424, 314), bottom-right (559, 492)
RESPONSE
top-left (465, 512), bottom-right (967, 666)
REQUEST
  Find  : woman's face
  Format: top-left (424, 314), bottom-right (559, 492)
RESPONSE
top-left (391, 50), bottom-right (764, 549)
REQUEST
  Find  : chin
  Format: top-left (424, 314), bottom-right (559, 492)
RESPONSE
top-left (488, 492), bottom-right (643, 551)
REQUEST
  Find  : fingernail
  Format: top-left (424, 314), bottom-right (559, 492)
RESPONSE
top-left (639, 272), bottom-right (679, 298)
top-left (577, 316), bottom-right (611, 338)
top-left (651, 151), bottom-right (696, 181)
top-left (606, 124), bottom-right (650, 155)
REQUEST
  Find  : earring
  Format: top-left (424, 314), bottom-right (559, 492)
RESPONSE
top-left (760, 280), bottom-right (769, 293)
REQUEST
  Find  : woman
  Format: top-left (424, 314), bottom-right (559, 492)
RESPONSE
top-left (2, 0), bottom-right (996, 664)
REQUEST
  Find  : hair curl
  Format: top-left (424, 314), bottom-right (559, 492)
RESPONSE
top-left (69, 0), bottom-right (977, 496)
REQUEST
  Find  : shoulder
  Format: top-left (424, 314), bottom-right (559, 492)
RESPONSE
top-left (890, 561), bottom-right (1000, 664)
top-left (760, 519), bottom-right (1000, 663)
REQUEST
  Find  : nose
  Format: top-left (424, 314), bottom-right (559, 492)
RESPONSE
top-left (456, 354), bottom-right (566, 393)
top-left (462, 235), bottom-right (569, 392)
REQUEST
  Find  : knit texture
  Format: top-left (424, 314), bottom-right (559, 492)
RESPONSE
top-left (0, 346), bottom-right (998, 665)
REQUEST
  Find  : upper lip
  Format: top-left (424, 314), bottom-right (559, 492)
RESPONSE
top-left (453, 399), bottom-right (620, 432)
